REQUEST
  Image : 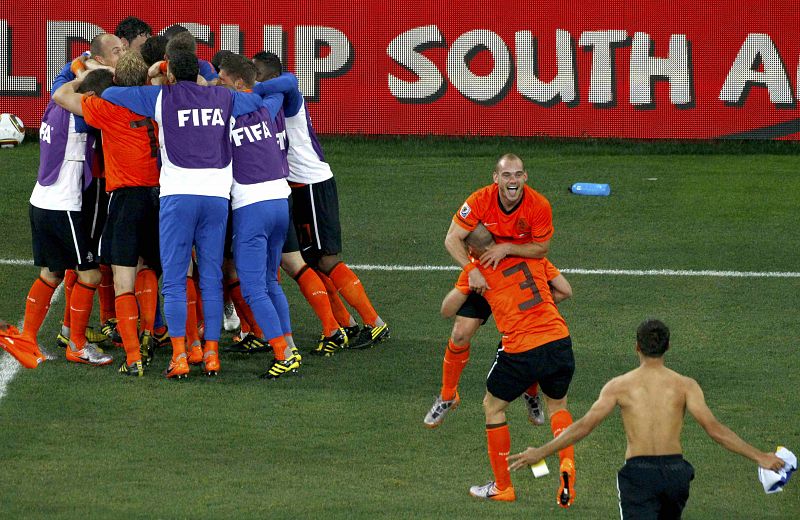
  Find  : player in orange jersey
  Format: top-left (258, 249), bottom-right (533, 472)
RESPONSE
top-left (426, 153), bottom-right (555, 428)
top-left (52, 51), bottom-right (161, 377)
top-left (509, 319), bottom-right (785, 518)
top-left (445, 224), bottom-right (577, 506)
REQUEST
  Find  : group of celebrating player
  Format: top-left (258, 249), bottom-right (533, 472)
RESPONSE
top-left (424, 153), bottom-right (786, 515)
top-left (0, 16), bottom-right (389, 381)
top-left (0, 15), bottom-right (788, 517)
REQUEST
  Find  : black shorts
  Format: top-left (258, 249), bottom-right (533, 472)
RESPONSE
top-left (290, 177), bottom-right (342, 266)
top-left (456, 292), bottom-right (492, 324)
top-left (617, 455), bottom-right (694, 519)
top-left (282, 193), bottom-right (300, 254)
top-left (81, 177), bottom-right (109, 257)
top-left (486, 336), bottom-right (574, 403)
top-left (99, 186), bottom-right (160, 268)
top-left (30, 204), bottom-right (97, 272)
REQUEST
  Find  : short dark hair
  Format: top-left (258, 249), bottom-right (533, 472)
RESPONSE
top-left (220, 54), bottom-right (257, 87)
top-left (636, 319), bottom-right (670, 357)
top-left (253, 51), bottom-right (282, 77)
top-left (465, 223), bottom-right (494, 255)
top-left (162, 24), bottom-right (190, 41)
top-left (211, 50), bottom-right (235, 73)
top-left (165, 31), bottom-right (197, 58)
top-left (76, 69), bottom-right (115, 96)
top-left (115, 16), bottom-right (152, 43)
top-left (140, 35), bottom-right (168, 66)
top-left (168, 50), bottom-right (199, 82)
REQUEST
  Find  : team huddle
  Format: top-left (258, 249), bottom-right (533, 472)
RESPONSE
top-left (0, 15), bottom-right (791, 518)
top-left (0, 16), bottom-right (389, 381)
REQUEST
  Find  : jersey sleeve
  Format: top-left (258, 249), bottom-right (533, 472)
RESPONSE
top-left (530, 193), bottom-right (554, 242)
top-left (452, 190), bottom-right (483, 232)
top-left (454, 268), bottom-right (471, 294)
top-left (101, 86), bottom-right (160, 117)
top-left (198, 59), bottom-right (219, 81)
top-left (51, 62), bottom-right (76, 94)
top-left (543, 258), bottom-right (561, 281)
top-left (231, 91), bottom-right (264, 117)
top-left (262, 93), bottom-right (285, 120)
top-left (80, 95), bottom-right (114, 130)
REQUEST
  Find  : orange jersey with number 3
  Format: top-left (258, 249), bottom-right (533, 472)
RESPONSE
top-left (80, 95), bottom-right (160, 192)
top-left (453, 184), bottom-right (553, 244)
top-left (456, 257), bottom-right (568, 353)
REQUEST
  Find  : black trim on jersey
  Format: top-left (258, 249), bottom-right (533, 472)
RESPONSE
top-left (497, 187), bottom-right (525, 215)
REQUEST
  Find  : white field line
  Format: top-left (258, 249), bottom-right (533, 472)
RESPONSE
top-left (0, 284), bottom-right (62, 402)
top-left (1, 258), bottom-right (799, 278)
top-left (348, 264), bottom-right (800, 278)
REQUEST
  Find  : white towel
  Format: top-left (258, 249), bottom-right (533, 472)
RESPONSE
top-left (758, 446), bottom-right (797, 494)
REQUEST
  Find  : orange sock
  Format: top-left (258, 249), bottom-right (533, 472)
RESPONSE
top-left (70, 281), bottom-right (97, 349)
top-left (98, 264), bottom-right (115, 323)
top-left (328, 263), bottom-right (379, 326)
top-left (135, 268), bottom-right (158, 334)
top-left (115, 292), bottom-right (141, 364)
top-left (486, 422), bottom-right (512, 490)
top-left (441, 339), bottom-right (470, 401)
top-left (227, 279), bottom-right (264, 338)
top-left (61, 270), bottom-right (77, 329)
top-left (22, 277), bottom-right (58, 341)
top-left (204, 339), bottom-right (218, 354)
top-left (294, 266), bottom-right (339, 336)
top-left (317, 271), bottom-right (354, 327)
top-left (170, 335), bottom-right (186, 360)
top-left (526, 382), bottom-right (539, 396)
top-left (186, 277), bottom-right (201, 347)
top-left (269, 335), bottom-right (288, 360)
top-left (550, 409), bottom-right (575, 465)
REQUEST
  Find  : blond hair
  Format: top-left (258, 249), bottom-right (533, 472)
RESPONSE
top-left (114, 51), bottom-right (148, 87)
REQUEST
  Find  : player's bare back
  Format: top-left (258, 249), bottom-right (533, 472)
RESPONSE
top-left (614, 366), bottom-right (690, 459)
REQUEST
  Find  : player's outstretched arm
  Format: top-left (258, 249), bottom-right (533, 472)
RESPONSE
top-left (51, 78), bottom-right (86, 116)
top-left (508, 380), bottom-right (618, 470)
top-left (101, 86), bottom-right (160, 117)
top-left (685, 378), bottom-right (784, 471)
top-left (252, 72), bottom-right (298, 96)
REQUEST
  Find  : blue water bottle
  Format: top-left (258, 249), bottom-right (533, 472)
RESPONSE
top-left (570, 182), bottom-right (611, 196)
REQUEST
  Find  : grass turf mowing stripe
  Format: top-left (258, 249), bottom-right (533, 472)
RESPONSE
top-left (1, 259), bottom-right (799, 278)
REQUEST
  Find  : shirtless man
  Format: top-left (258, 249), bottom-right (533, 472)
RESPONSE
top-left (508, 318), bottom-right (784, 518)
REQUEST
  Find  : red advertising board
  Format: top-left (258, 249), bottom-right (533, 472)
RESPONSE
top-left (2, 1), bottom-right (800, 138)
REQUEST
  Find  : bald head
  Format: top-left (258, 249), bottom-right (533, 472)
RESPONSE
top-left (465, 223), bottom-right (495, 256)
top-left (90, 33), bottom-right (125, 68)
top-left (495, 153), bottom-right (524, 173)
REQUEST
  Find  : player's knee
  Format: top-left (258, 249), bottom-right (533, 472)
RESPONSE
top-left (545, 395), bottom-right (568, 415)
top-left (317, 254), bottom-right (341, 275)
top-left (451, 321), bottom-right (478, 345)
top-left (482, 393), bottom-right (506, 421)
top-left (77, 268), bottom-right (102, 286)
top-left (39, 268), bottom-right (63, 286)
top-left (280, 252), bottom-right (304, 277)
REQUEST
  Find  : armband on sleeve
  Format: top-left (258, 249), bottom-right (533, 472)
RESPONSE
top-left (463, 263), bottom-right (477, 274)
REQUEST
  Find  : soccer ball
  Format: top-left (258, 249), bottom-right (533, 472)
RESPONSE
top-left (0, 113), bottom-right (25, 148)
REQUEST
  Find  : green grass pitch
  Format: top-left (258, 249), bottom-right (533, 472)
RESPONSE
top-left (0, 137), bottom-right (798, 519)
